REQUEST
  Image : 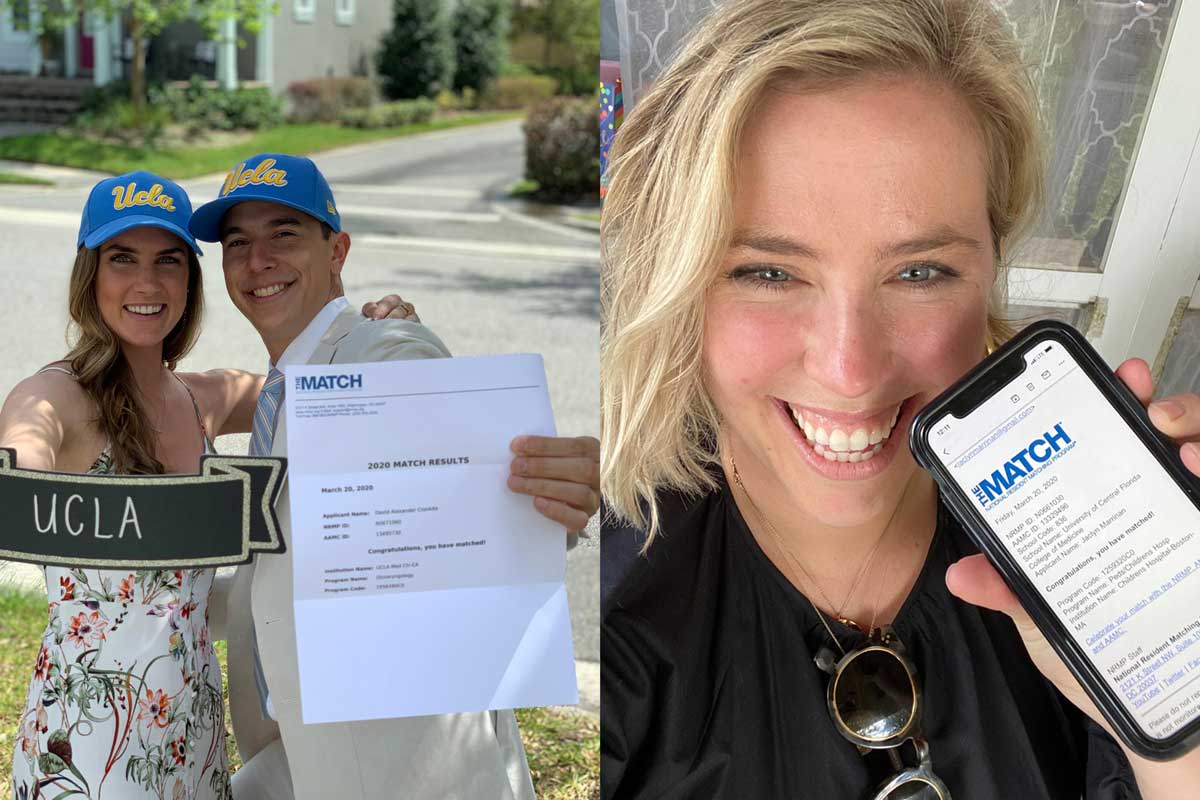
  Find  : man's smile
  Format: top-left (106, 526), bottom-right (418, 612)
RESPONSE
top-left (246, 280), bottom-right (296, 302)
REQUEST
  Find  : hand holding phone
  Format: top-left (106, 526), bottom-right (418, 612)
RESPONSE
top-left (911, 320), bottom-right (1200, 760)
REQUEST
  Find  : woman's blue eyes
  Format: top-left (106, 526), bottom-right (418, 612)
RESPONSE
top-left (109, 254), bottom-right (182, 265)
top-left (898, 264), bottom-right (941, 283)
top-left (746, 266), bottom-right (790, 283)
top-left (728, 262), bottom-right (955, 290)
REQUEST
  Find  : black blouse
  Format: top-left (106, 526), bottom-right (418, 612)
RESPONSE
top-left (601, 477), bottom-right (1141, 799)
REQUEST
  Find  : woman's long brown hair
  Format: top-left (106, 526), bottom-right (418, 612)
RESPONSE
top-left (65, 244), bottom-right (204, 474)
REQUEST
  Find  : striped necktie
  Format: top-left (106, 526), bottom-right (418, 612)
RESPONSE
top-left (248, 366), bottom-right (284, 720)
top-left (250, 367), bottom-right (285, 457)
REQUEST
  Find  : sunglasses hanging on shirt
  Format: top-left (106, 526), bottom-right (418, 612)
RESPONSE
top-left (814, 626), bottom-right (952, 800)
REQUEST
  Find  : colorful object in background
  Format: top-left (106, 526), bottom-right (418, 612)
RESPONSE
top-left (600, 77), bottom-right (623, 200)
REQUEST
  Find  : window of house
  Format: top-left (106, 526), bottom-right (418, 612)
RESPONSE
top-left (294, 0), bottom-right (315, 24)
top-left (10, 0), bottom-right (30, 31)
top-left (335, 0), bottom-right (355, 26)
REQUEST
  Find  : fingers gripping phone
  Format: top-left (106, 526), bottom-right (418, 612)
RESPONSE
top-left (910, 319), bottom-right (1200, 760)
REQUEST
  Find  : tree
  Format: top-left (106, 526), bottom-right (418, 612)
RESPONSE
top-left (376, 0), bottom-right (454, 101)
top-left (452, 0), bottom-right (509, 93)
top-left (1, 0), bottom-right (268, 119)
top-left (514, 0), bottom-right (599, 95)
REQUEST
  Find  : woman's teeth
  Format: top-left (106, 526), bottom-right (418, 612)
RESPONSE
top-left (252, 283), bottom-right (287, 298)
top-left (125, 304), bottom-right (163, 315)
top-left (789, 405), bottom-right (900, 463)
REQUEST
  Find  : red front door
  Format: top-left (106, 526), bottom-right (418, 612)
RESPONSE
top-left (79, 14), bottom-right (93, 70)
top-left (80, 32), bottom-right (93, 70)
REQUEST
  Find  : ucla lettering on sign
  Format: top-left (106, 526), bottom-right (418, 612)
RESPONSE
top-left (111, 182), bottom-right (176, 212)
top-left (296, 374), bottom-right (364, 392)
top-left (973, 423), bottom-right (1073, 507)
top-left (0, 449), bottom-right (287, 568)
top-left (221, 158), bottom-right (289, 197)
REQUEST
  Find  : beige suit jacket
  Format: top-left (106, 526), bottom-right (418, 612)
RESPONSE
top-left (224, 307), bottom-right (536, 800)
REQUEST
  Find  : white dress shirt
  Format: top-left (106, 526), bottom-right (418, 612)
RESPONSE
top-left (260, 295), bottom-right (350, 719)
top-left (274, 296), bottom-right (352, 374)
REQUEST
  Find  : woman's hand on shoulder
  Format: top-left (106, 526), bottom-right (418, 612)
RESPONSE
top-left (946, 358), bottom-right (1200, 788)
top-left (0, 367), bottom-right (84, 471)
top-left (187, 369), bottom-right (265, 437)
top-left (361, 294), bottom-right (419, 323)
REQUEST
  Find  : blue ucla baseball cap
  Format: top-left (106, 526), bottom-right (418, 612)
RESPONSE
top-left (77, 170), bottom-right (202, 255)
top-left (188, 153), bottom-right (341, 243)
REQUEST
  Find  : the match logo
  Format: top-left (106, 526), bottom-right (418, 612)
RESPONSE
top-left (295, 373), bottom-right (363, 392)
top-left (973, 423), bottom-right (1073, 507)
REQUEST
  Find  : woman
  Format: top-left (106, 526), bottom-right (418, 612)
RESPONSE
top-left (4, 171), bottom-right (411, 800)
top-left (600, 1), bottom-right (1200, 798)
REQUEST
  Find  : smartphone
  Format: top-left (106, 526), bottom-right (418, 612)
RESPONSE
top-left (909, 319), bottom-right (1200, 760)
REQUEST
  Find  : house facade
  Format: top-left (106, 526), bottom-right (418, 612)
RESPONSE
top-left (0, 0), bottom-right (392, 92)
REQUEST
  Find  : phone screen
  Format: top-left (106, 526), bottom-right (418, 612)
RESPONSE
top-left (928, 340), bottom-right (1200, 740)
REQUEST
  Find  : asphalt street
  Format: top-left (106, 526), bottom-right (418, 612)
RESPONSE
top-left (0, 119), bottom-right (601, 709)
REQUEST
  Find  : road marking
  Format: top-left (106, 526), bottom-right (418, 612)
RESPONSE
top-left (333, 184), bottom-right (483, 200)
top-left (0, 207), bottom-right (78, 228)
top-left (491, 202), bottom-right (600, 244)
top-left (355, 233), bottom-right (600, 263)
top-left (337, 204), bottom-right (500, 223)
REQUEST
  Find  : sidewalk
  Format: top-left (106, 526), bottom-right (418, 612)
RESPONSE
top-left (0, 156), bottom-right (108, 188)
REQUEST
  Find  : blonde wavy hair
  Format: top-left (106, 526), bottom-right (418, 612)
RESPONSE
top-left (66, 243), bottom-right (205, 474)
top-left (601, 0), bottom-right (1045, 540)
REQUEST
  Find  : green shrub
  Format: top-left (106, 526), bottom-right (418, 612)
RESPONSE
top-left (537, 64), bottom-right (597, 97)
top-left (500, 62), bottom-right (535, 78)
top-left (73, 100), bottom-right (170, 146)
top-left (434, 88), bottom-right (461, 111)
top-left (220, 88), bottom-right (285, 130)
top-left (79, 80), bottom-right (134, 113)
top-left (286, 77), bottom-right (375, 123)
top-left (339, 98), bottom-right (437, 129)
top-left (433, 88), bottom-right (479, 111)
top-left (481, 75), bottom-right (557, 110)
top-left (377, 0), bottom-right (454, 100)
top-left (523, 97), bottom-right (598, 200)
top-left (151, 76), bottom-right (283, 132)
top-left (339, 107), bottom-right (382, 129)
top-left (452, 0), bottom-right (509, 93)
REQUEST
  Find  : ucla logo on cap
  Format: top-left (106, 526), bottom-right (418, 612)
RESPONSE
top-left (77, 169), bottom-right (201, 253)
top-left (221, 158), bottom-right (289, 198)
top-left (112, 182), bottom-right (177, 213)
top-left (189, 153), bottom-right (342, 242)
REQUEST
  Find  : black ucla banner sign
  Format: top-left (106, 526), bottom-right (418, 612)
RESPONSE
top-left (0, 448), bottom-right (287, 568)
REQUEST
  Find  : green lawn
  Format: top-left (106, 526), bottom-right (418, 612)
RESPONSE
top-left (0, 587), bottom-right (598, 799)
top-left (0, 112), bottom-right (524, 180)
top-left (0, 171), bottom-right (52, 186)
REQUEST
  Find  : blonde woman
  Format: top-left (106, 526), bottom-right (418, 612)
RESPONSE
top-left (5, 171), bottom-right (409, 800)
top-left (600, 1), bottom-right (1200, 798)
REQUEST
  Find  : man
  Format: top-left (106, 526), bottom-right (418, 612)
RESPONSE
top-left (189, 153), bottom-right (599, 800)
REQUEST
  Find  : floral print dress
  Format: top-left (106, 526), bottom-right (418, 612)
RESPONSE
top-left (11, 389), bottom-right (231, 800)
